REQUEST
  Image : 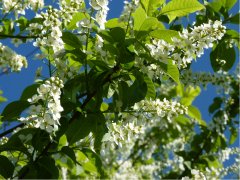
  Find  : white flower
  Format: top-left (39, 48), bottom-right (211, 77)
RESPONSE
top-left (0, 43), bottom-right (27, 72)
top-left (89, 0), bottom-right (109, 29)
top-left (146, 21), bottom-right (226, 69)
top-left (18, 77), bottom-right (64, 135)
top-left (76, 18), bottom-right (92, 29)
top-left (2, 0), bottom-right (44, 18)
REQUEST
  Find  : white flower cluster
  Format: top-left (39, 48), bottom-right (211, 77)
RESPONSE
top-left (173, 20), bottom-right (226, 68)
top-left (146, 20), bottom-right (226, 68)
top-left (161, 137), bottom-right (189, 173)
top-left (101, 98), bottom-right (188, 178)
top-left (208, 111), bottom-right (229, 134)
top-left (30, 7), bottom-right (64, 54)
top-left (135, 57), bottom-right (165, 79)
top-left (90, 0), bottom-right (109, 30)
top-left (103, 115), bottom-right (145, 148)
top-left (109, 159), bottom-right (161, 180)
top-left (182, 169), bottom-right (206, 180)
top-left (133, 98), bottom-right (188, 122)
top-left (119, 0), bottom-right (139, 22)
top-left (102, 99), bottom-right (187, 153)
top-left (59, 0), bottom-right (85, 24)
top-left (95, 34), bottom-right (107, 58)
top-left (112, 160), bottom-right (139, 180)
top-left (181, 70), bottom-right (233, 95)
top-left (218, 147), bottom-right (240, 163)
top-left (0, 136), bottom-right (8, 145)
top-left (146, 39), bottom-right (174, 63)
top-left (1, 0), bottom-right (44, 18)
top-left (19, 77), bottom-right (64, 134)
top-left (181, 70), bottom-right (233, 93)
top-left (0, 42), bottom-right (28, 72)
top-left (220, 151), bottom-right (240, 177)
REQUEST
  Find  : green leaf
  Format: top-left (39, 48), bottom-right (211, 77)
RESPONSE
top-left (118, 72), bottom-right (148, 108)
top-left (140, 0), bottom-right (165, 16)
top-left (66, 113), bottom-right (105, 145)
top-left (66, 114), bottom-right (91, 145)
top-left (67, 12), bottom-right (87, 30)
top-left (181, 86), bottom-right (201, 106)
top-left (167, 62), bottom-right (180, 84)
top-left (98, 30), bottom-right (115, 43)
top-left (29, 17), bottom-right (44, 25)
top-left (105, 18), bottom-right (125, 28)
top-left (20, 83), bottom-right (40, 100)
top-left (136, 17), bottom-right (165, 38)
top-left (0, 135), bottom-right (30, 156)
top-left (208, 0), bottom-right (223, 12)
top-left (150, 29), bottom-right (180, 43)
top-left (209, 0), bottom-right (237, 13)
top-left (227, 13), bottom-right (240, 24)
top-left (82, 160), bottom-right (98, 175)
top-left (8, 128), bottom-right (50, 152)
top-left (1, 101), bottom-right (30, 121)
top-left (144, 76), bottom-right (156, 99)
top-left (0, 90), bottom-right (7, 103)
top-left (221, 0), bottom-right (237, 10)
top-left (133, 7), bottom-right (164, 38)
top-left (91, 114), bottom-right (107, 153)
top-left (160, 0), bottom-right (205, 22)
top-left (82, 148), bottom-right (105, 177)
top-left (18, 165), bottom-right (38, 179)
top-left (31, 129), bottom-right (50, 151)
top-left (109, 27), bottom-right (125, 43)
top-left (225, 29), bottom-right (240, 49)
top-left (0, 155), bottom-right (14, 179)
top-left (209, 97), bottom-right (222, 114)
top-left (200, 155), bottom-right (222, 169)
top-left (15, 16), bottom-right (28, 32)
top-left (187, 105), bottom-right (206, 127)
top-left (118, 45), bottom-right (135, 64)
top-left (133, 7), bottom-right (147, 31)
top-left (66, 48), bottom-right (86, 64)
top-left (37, 156), bottom-right (59, 179)
top-left (229, 127), bottom-right (238, 145)
top-left (63, 74), bottom-right (86, 103)
top-left (160, 60), bottom-right (180, 84)
top-left (61, 146), bottom-right (77, 163)
top-left (89, 60), bottom-right (110, 71)
top-left (76, 150), bottom-right (99, 175)
top-left (62, 32), bottom-right (82, 48)
top-left (210, 42), bottom-right (236, 72)
top-left (175, 115), bottom-right (191, 126)
top-left (1, 20), bottom-right (14, 35)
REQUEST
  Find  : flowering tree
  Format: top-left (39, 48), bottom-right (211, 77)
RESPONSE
top-left (0, 0), bottom-right (239, 179)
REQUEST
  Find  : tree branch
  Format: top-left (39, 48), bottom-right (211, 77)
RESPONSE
top-left (0, 34), bottom-right (39, 39)
top-left (0, 123), bottom-right (24, 138)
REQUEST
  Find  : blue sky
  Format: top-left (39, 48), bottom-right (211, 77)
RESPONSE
top-left (0, 0), bottom-right (239, 177)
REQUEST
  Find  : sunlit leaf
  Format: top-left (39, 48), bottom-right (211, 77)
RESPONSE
top-left (160, 0), bottom-right (205, 22)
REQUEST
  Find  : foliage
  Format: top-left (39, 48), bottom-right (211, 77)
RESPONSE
top-left (0, 0), bottom-right (239, 179)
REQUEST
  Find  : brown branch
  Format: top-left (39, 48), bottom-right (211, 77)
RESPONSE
top-left (0, 34), bottom-right (39, 39)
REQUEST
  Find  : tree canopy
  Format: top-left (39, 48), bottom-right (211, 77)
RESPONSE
top-left (0, 0), bottom-right (239, 179)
